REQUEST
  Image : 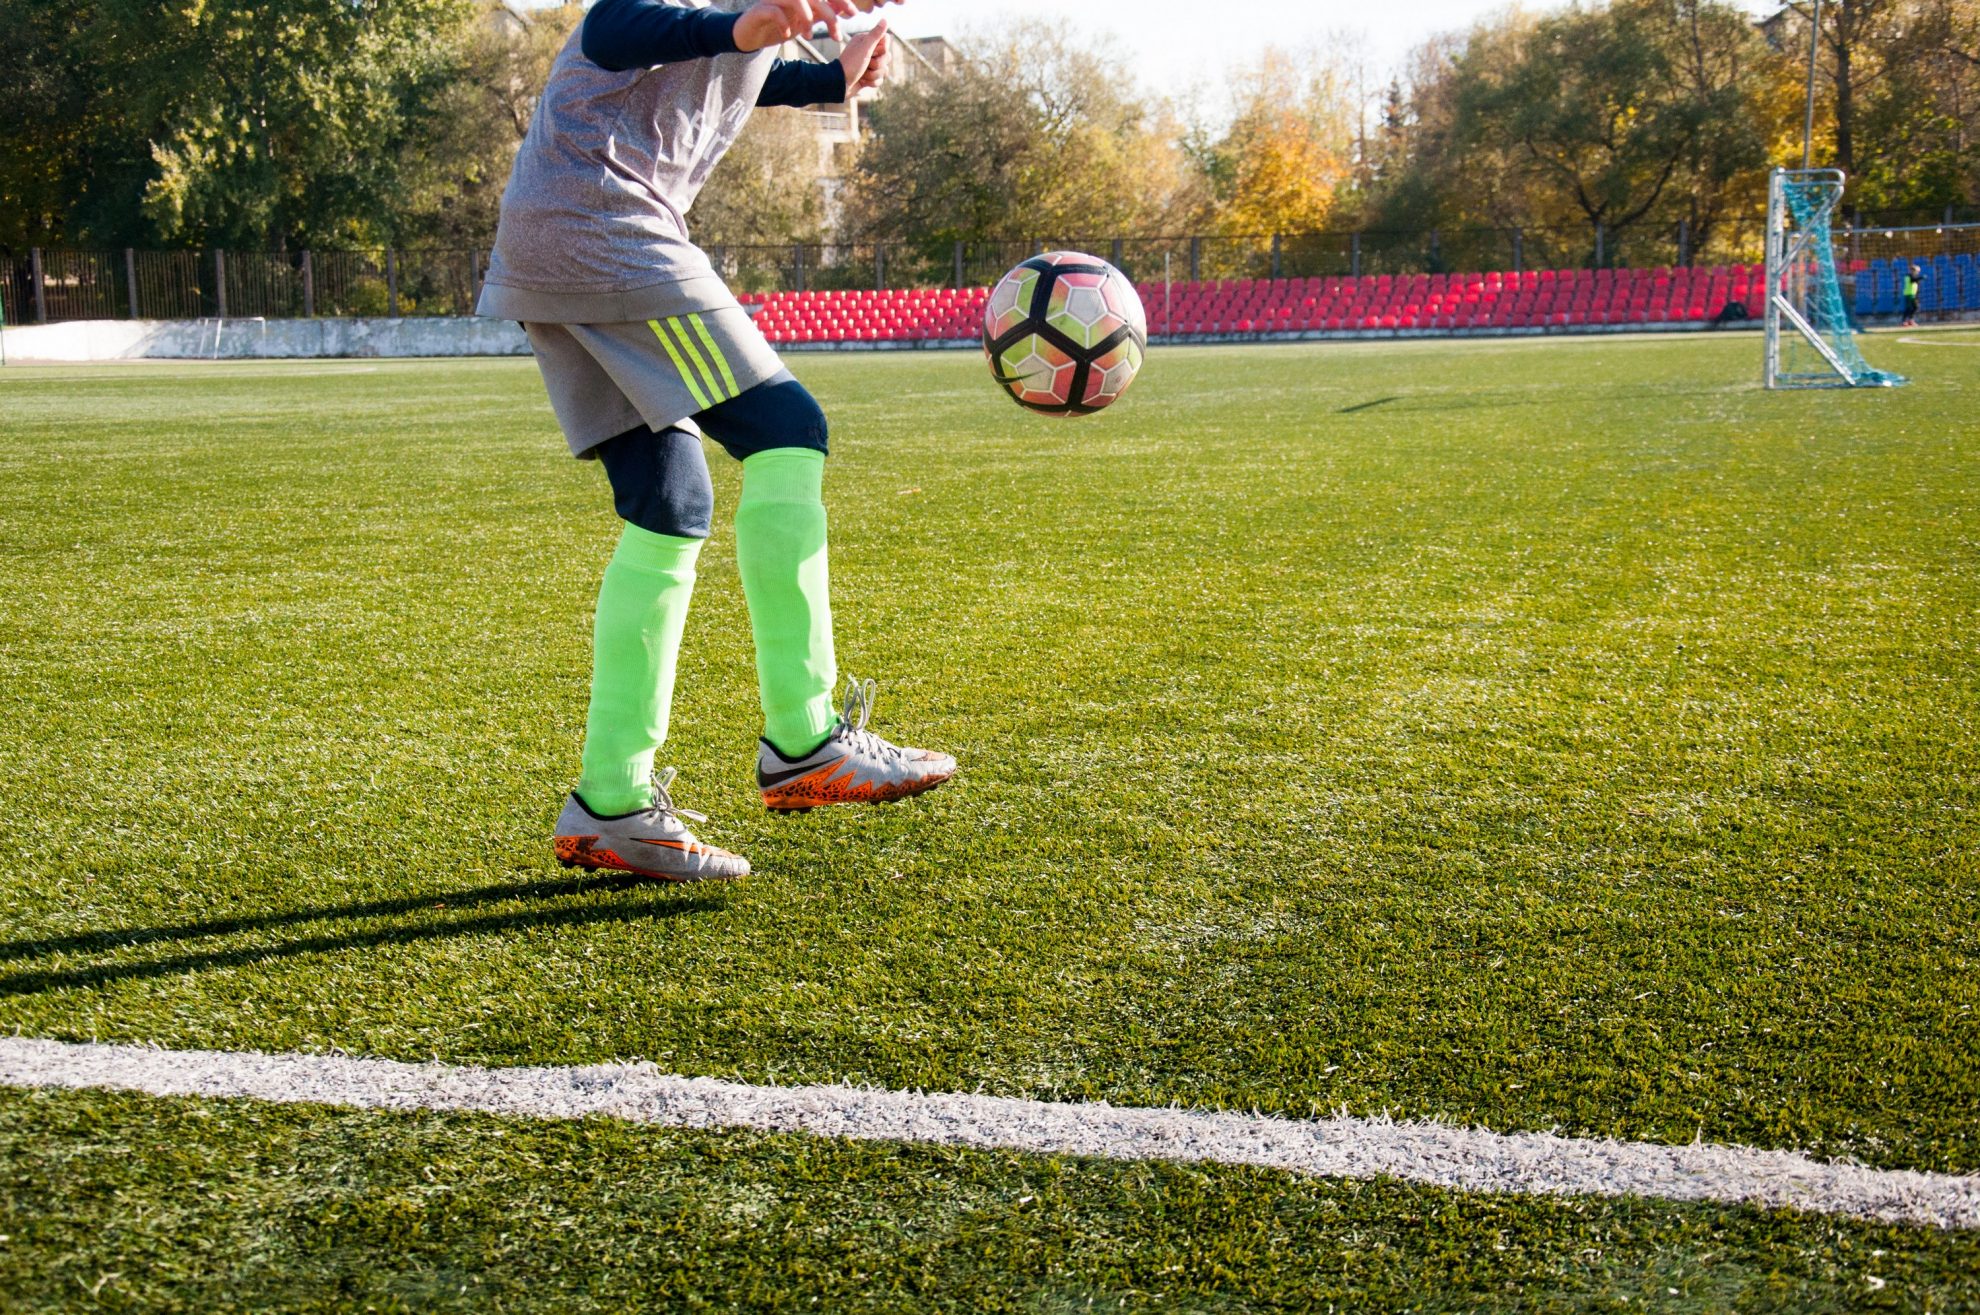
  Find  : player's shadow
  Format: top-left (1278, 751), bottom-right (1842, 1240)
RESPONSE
top-left (1339, 383), bottom-right (1742, 416)
top-left (0, 875), bottom-right (722, 998)
top-left (1336, 395), bottom-right (1404, 414)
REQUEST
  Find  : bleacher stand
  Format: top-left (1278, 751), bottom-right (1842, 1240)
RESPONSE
top-left (740, 264), bottom-right (1781, 346)
top-left (1853, 254), bottom-right (1980, 318)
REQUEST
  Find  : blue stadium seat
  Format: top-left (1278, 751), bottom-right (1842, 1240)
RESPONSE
top-left (1924, 260), bottom-right (1949, 311)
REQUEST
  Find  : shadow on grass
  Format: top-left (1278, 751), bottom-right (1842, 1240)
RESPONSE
top-left (1363, 382), bottom-right (1749, 416)
top-left (0, 875), bottom-right (725, 998)
top-left (1337, 395), bottom-right (1405, 414)
top-left (0, 873), bottom-right (665, 964)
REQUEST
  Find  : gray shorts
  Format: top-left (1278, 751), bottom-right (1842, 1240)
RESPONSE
top-left (525, 308), bottom-right (786, 456)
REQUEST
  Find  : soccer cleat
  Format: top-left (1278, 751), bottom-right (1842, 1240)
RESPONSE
top-left (553, 769), bottom-right (750, 883)
top-left (757, 677), bottom-right (957, 812)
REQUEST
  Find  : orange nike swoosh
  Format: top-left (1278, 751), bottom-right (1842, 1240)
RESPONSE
top-left (632, 838), bottom-right (694, 852)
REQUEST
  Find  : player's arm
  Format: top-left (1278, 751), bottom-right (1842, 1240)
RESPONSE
top-left (584, 0), bottom-right (892, 78)
top-left (755, 19), bottom-right (892, 108)
top-left (734, 0), bottom-right (900, 50)
top-left (581, 0), bottom-right (747, 71)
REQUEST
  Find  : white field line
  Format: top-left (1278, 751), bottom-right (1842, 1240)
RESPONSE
top-left (3, 1036), bottom-right (1977, 1230)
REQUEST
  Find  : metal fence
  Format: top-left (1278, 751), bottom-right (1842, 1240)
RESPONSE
top-left (6, 204), bottom-right (1978, 326)
top-left (2, 248), bottom-right (490, 327)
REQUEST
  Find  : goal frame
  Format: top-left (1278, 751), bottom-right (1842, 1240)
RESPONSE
top-left (1764, 168), bottom-right (1905, 390)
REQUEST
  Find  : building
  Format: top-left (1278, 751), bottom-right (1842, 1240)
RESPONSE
top-left (773, 32), bottom-right (961, 221)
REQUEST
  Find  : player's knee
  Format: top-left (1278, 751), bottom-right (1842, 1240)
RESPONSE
top-left (595, 425), bottom-right (715, 539)
top-left (775, 382), bottom-right (830, 456)
top-left (700, 374), bottom-right (829, 460)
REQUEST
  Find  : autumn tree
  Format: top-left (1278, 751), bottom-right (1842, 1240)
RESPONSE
top-left (1349, 28), bottom-right (1524, 236)
top-left (1191, 49), bottom-right (1358, 237)
top-left (1776, 0), bottom-right (1980, 212)
top-left (1661, 0), bottom-right (1800, 254)
top-left (1773, 0), bottom-right (1909, 177)
top-left (839, 22), bottom-right (1200, 255)
top-left (1473, 2), bottom-right (1744, 249)
top-left (1360, 1), bottom-right (1790, 264)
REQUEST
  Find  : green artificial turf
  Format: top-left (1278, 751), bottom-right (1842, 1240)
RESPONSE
top-left (0, 334), bottom-right (1975, 1306)
top-left (4, 1086), bottom-right (1976, 1314)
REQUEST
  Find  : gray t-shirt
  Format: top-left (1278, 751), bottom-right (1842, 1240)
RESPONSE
top-left (477, 0), bottom-right (771, 324)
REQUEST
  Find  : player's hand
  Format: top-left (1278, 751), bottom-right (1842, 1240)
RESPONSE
top-left (735, 0), bottom-right (857, 50)
top-left (840, 19), bottom-right (891, 94)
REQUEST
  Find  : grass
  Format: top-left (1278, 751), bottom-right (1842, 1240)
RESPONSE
top-left (6, 1087), bottom-right (1978, 1313)
top-left (0, 334), bottom-right (1975, 1308)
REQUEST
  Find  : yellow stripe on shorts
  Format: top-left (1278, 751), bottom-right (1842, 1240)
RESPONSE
top-left (648, 319), bottom-right (712, 410)
top-left (661, 317), bottom-right (726, 406)
top-left (687, 313), bottom-right (740, 399)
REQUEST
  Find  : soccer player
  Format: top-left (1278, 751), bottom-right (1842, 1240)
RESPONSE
top-left (1902, 262), bottom-right (1922, 328)
top-left (477, 0), bottom-right (955, 884)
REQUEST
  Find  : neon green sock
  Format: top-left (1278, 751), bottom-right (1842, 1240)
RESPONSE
top-left (735, 448), bottom-right (837, 758)
top-left (575, 525), bottom-right (702, 816)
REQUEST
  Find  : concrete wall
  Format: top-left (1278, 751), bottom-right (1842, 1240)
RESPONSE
top-left (24, 313), bottom-right (1941, 367)
top-left (7, 315), bottom-right (1731, 364)
top-left (7, 311), bottom-right (1966, 366)
top-left (2, 317), bottom-right (531, 363)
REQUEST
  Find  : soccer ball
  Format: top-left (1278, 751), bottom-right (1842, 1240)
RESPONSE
top-left (983, 253), bottom-right (1147, 415)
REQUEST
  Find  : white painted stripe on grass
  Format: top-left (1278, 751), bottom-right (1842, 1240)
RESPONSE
top-left (4, 1036), bottom-right (1977, 1230)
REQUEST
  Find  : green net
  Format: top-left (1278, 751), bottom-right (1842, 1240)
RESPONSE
top-left (1775, 176), bottom-right (1906, 388)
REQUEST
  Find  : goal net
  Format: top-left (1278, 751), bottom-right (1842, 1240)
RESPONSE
top-left (1836, 220), bottom-right (1980, 324)
top-left (1765, 169), bottom-right (1906, 389)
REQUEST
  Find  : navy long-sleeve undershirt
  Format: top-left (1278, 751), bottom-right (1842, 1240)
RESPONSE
top-left (581, 0), bottom-right (849, 107)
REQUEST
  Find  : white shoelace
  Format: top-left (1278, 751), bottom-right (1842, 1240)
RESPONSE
top-left (835, 676), bottom-right (908, 760)
top-left (647, 767), bottom-right (708, 825)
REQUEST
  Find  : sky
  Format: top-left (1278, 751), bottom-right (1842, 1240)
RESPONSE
top-left (879, 0), bottom-right (1542, 86)
top-left (529, 1), bottom-right (1783, 98)
top-left (874, 0), bottom-right (1784, 88)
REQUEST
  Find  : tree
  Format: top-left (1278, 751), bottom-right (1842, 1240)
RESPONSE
top-left (1663, 0), bottom-right (1800, 255)
top-left (1469, 3), bottom-right (1702, 248)
top-left (0, 0), bottom-right (166, 247)
top-left (137, 0), bottom-right (478, 249)
top-left (1765, 0), bottom-right (1980, 213)
top-left (1777, 0), bottom-right (1905, 177)
top-left (839, 22), bottom-right (1200, 255)
top-left (1358, 1), bottom-right (1788, 266)
top-left (1191, 49), bottom-right (1357, 238)
top-left (1848, 0), bottom-right (1980, 210)
top-left (691, 108), bottom-right (830, 249)
top-left (1346, 28), bottom-right (1521, 236)
top-left (0, 0), bottom-right (479, 251)
top-left (399, 2), bottom-right (583, 249)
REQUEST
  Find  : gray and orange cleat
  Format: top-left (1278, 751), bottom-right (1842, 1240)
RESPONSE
top-left (553, 769), bottom-right (750, 883)
top-left (757, 677), bottom-right (957, 812)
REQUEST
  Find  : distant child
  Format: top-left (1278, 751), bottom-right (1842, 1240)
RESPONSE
top-left (478, 0), bottom-right (954, 883)
top-left (1902, 263), bottom-right (1922, 327)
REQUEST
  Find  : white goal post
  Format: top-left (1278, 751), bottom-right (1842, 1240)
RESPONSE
top-left (1765, 168), bottom-right (1906, 390)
